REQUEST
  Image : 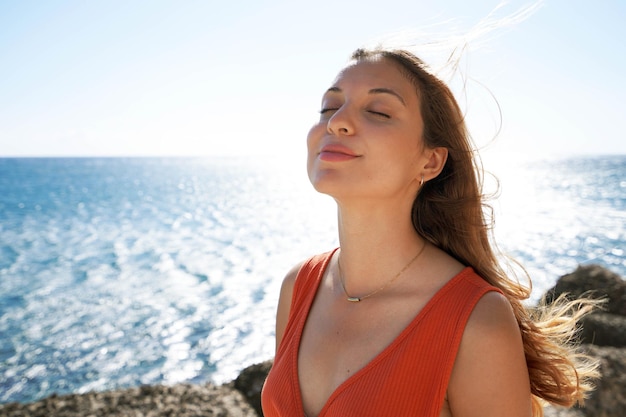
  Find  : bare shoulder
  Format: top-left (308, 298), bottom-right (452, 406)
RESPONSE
top-left (466, 291), bottom-right (519, 334)
top-left (279, 261), bottom-right (303, 299)
top-left (447, 291), bottom-right (532, 417)
top-left (274, 261), bottom-right (305, 354)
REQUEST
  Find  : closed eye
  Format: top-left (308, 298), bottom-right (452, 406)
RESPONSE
top-left (319, 108), bottom-right (339, 120)
top-left (368, 110), bottom-right (390, 119)
top-left (319, 108), bottom-right (390, 119)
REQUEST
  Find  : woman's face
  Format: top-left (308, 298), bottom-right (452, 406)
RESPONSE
top-left (307, 57), bottom-right (430, 204)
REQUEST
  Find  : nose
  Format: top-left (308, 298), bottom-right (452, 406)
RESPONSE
top-left (326, 106), bottom-right (355, 136)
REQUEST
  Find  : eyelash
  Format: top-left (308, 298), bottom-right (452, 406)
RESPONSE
top-left (319, 108), bottom-right (391, 119)
top-left (368, 110), bottom-right (391, 119)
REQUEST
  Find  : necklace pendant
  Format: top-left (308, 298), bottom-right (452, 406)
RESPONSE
top-left (347, 296), bottom-right (361, 302)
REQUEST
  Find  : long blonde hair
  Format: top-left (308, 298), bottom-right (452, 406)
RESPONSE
top-left (351, 47), bottom-right (599, 415)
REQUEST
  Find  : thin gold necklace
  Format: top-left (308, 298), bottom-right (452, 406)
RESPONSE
top-left (337, 242), bottom-right (427, 302)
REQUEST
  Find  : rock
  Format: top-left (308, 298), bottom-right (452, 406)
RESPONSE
top-left (231, 360), bottom-right (273, 417)
top-left (580, 313), bottom-right (626, 347)
top-left (581, 345), bottom-right (626, 417)
top-left (0, 383), bottom-right (258, 417)
top-left (541, 265), bottom-right (626, 417)
top-left (544, 264), bottom-right (626, 316)
top-left (541, 345), bottom-right (626, 417)
top-left (544, 264), bottom-right (626, 348)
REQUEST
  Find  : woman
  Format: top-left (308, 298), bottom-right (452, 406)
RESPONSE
top-left (261, 47), bottom-right (598, 417)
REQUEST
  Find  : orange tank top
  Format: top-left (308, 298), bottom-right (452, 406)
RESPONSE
top-left (261, 249), bottom-right (500, 417)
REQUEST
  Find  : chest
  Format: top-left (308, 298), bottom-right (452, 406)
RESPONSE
top-left (297, 292), bottom-right (430, 417)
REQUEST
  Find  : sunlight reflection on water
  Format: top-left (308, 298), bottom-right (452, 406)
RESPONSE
top-left (0, 155), bottom-right (623, 404)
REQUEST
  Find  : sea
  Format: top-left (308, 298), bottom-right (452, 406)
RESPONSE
top-left (1, 155), bottom-right (625, 404)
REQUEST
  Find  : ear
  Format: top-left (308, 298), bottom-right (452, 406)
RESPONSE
top-left (421, 146), bottom-right (448, 181)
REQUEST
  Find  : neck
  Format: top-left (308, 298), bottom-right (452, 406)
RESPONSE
top-left (335, 198), bottom-right (426, 293)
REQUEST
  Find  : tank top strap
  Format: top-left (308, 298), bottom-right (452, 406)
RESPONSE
top-left (289, 248), bottom-right (338, 320)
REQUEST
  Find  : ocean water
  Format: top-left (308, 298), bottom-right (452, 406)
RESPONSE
top-left (0, 155), bottom-right (624, 404)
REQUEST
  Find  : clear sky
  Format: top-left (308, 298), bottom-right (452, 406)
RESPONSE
top-left (1, 0), bottom-right (624, 158)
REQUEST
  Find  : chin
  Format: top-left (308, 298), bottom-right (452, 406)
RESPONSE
top-left (309, 177), bottom-right (358, 203)
top-left (307, 162), bottom-right (367, 199)
top-left (308, 174), bottom-right (338, 196)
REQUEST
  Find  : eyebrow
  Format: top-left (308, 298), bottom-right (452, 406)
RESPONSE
top-left (326, 86), bottom-right (406, 106)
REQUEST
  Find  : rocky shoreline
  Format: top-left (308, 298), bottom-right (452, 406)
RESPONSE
top-left (1, 265), bottom-right (625, 417)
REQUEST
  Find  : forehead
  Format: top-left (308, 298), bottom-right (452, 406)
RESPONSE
top-left (330, 58), bottom-right (419, 103)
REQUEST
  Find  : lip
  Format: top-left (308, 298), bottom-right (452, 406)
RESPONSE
top-left (318, 144), bottom-right (360, 162)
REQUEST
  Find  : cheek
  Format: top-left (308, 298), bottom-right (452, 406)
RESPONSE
top-left (306, 124), bottom-right (320, 177)
top-left (306, 123), bottom-right (323, 154)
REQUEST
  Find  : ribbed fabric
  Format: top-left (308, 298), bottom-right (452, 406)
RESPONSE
top-left (261, 249), bottom-right (500, 417)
